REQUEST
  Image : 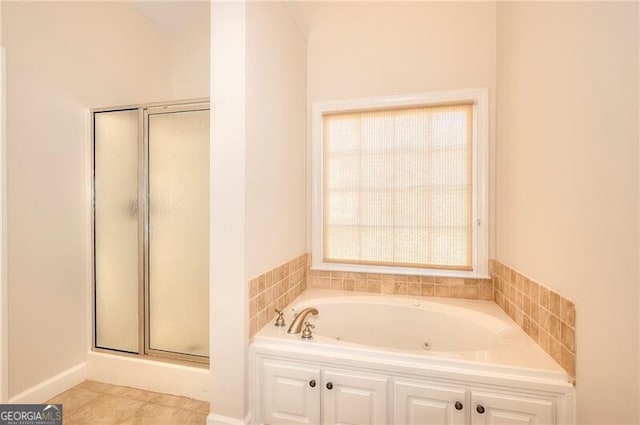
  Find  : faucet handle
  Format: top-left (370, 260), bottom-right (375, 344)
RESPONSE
top-left (301, 321), bottom-right (315, 339)
top-left (274, 309), bottom-right (286, 327)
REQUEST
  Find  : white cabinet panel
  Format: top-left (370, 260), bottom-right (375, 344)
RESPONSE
top-left (262, 361), bottom-right (321, 425)
top-left (394, 380), bottom-right (467, 425)
top-left (251, 350), bottom-right (573, 425)
top-left (323, 369), bottom-right (389, 425)
top-left (471, 391), bottom-right (555, 425)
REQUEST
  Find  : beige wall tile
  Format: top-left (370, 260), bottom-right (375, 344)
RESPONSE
top-left (367, 280), bottom-right (381, 293)
top-left (522, 295), bottom-right (531, 316)
top-left (421, 284), bottom-right (434, 297)
top-left (561, 346), bottom-right (576, 379)
top-left (408, 283), bottom-right (421, 295)
top-left (479, 287), bottom-right (494, 300)
top-left (330, 278), bottom-right (343, 290)
top-left (562, 322), bottom-right (575, 353)
top-left (249, 279), bottom-right (258, 298)
top-left (531, 304), bottom-right (540, 324)
top-left (380, 281), bottom-right (395, 294)
top-left (464, 287), bottom-right (479, 299)
top-left (435, 286), bottom-right (450, 297)
top-left (450, 286), bottom-right (465, 298)
top-left (249, 298), bottom-right (257, 317)
top-left (539, 286), bottom-right (549, 309)
top-left (355, 280), bottom-right (368, 292)
top-left (561, 297), bottom-right (576, 327)
top-left (317, 278), bottom-right (330, 289)
top-left (549, 314), bottom-right (561, 341)
top-left (549, 291), bottom-right (561, 316)
top-left (343, 279), bottom-right (355, 291)
top-left (394, 282), bottom-right (407, 295)
top-left (539, 307), bottom-right (550, 331)
top-left (420, 276), bottom-right (435, 284)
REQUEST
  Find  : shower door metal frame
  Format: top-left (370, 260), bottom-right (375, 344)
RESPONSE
top-left (91, 98), bottom-right (210, 365)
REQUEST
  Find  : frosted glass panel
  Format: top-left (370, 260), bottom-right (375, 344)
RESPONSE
top-left (148, 109), bottom-right (209, 357)
top-left (94, 110), bottom-right (139, 353)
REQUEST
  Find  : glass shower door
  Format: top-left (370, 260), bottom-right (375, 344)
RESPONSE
top-left (92, 101), bottom-right (209, 363)
top-left (146, 106), bottom-right (210, 359)
top-left (94, 109), bottom-right (141, 353)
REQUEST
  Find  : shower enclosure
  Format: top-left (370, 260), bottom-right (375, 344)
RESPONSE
top-left (92, 100), bottom-right (209, 363)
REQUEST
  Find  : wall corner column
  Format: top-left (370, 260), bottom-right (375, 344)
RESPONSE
top-left (209, 1), bottom-right (249, 422)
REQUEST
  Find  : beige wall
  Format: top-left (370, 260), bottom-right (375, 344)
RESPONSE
top-left (172, 3), bottom-right (210, 100)
top-left (303, 1), bottom-right (497, 257)
top-left (2, 2), bottom-right (172, 398)
top-left (209, 1), bottom-right (307, 420)
top-left (210, 1), bottom-right (248, 419)
top-left (246, 2), bottom-right (307, 279)
top-left (496, 3), bottom-right (639, 423)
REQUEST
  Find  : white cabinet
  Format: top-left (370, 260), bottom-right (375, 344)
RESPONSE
top-left (470, 391), bottom-right (555, 425)
top-left (324, 369), bottom-right (388, 425)
top-left (258, 360), bottom-right (389, 425)
top-left (393, 380), bottom-right (557, 425)
top-left (393, 380), bottom-right (467, 425)
top-left (262, 361), bottom-right (321, 425)
top-left (251, 351), bottom-right (573, 425)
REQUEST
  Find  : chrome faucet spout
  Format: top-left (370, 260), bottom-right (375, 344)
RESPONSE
top-left (287, 307), bottom-right (319, 334)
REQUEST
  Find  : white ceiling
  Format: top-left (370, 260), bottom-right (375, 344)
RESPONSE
top-left (130, 1), bottom-right (209, 37)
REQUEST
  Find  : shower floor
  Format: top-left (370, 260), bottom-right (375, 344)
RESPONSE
top-left (46, 380), bottom-right (208, 425)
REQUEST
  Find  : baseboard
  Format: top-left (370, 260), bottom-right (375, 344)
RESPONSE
top-left (8, 362), bottom-right (86, 404)
top-left (207, 412), bottom-right (251, 425)
top-left (86, 351), bottom-right (209, 401)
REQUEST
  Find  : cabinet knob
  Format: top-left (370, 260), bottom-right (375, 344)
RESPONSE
top-left (455, 401), bottom-right (463, 411)
top-left (326, 382), bottom-right (333, 390)
top-left (476, 405), bottom-right (485, 414)
top-left (309, 380), bottom-right (316, 388)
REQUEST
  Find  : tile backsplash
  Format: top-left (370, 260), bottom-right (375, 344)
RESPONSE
top-left (490, 260), bottom-right (576, 379)
top-left (308, 270), bottom-right (494, 300)
top-left (248, 254), bottom-right (309, 337)
top-left (248, 254), bottom-right (576, 381)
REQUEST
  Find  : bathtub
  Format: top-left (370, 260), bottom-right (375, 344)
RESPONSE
top-left (251, 289), bottom-right (575, 424)
top-left (254, 289), bottom-right (567, 379)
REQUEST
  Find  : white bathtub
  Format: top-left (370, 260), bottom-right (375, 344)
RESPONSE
top-left (251, 289), bottom-right (575, 424)
top-left (254, 289), bottom-right (568, 380)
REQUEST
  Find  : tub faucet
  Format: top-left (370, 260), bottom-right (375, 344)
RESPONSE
top-left (287, 307), bottom-right (319, 334)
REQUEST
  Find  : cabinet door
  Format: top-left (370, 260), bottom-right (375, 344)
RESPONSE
top-left (471, 391), bottom-right (555, 425)
top-left (261, 360), bottom-right (321, 425)
top-left (323, 369), bottom-right (388, 425)
top-left (393, 379), bottom-right (467, 425)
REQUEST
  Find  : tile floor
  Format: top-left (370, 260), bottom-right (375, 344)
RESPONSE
top-left (46, 380), bottom-right (208, 425)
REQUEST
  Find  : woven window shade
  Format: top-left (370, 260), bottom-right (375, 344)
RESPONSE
top-left (322, 103), bottom-right (473, 270)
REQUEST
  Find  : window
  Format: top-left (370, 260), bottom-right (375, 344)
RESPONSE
top-left (311, 89), bottom-right (488, 277)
